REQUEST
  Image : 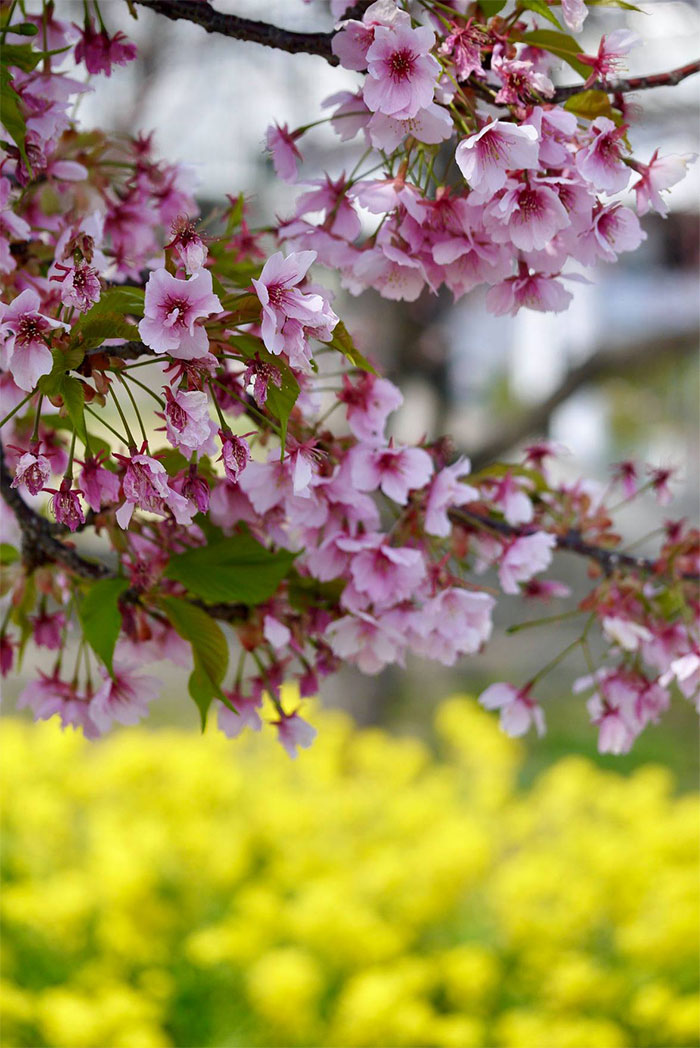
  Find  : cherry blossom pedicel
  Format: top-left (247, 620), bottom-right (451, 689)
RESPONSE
top-left (0, 0), bottom-right (698, 757)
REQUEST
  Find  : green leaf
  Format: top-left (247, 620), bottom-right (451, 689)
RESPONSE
top-left (79, 576), bottom-right (130, 675)
top-left (220, 292), bottom-right (261, 322)
top-left (39, 346), bottom-right (86, 396)
top-left (327, 320), bottom-right (376, 374)
top-left (159, 595), bottom-right (229, 729)
top-left (1, 42), bottom-right (67, 72)
top-left (587, 0), bottom-right (642, 11)
top-left (469, 461), bottom-right (548, 493)
top-left (0, 544), bottom-right (19, 566)
top-left (521, 0), bottom-right (563, 28)
top-left (165, 532), bottom-right (295, 606)
top-left (478, 0), bottom-right (508, 15)
top-left (69, 288), bottom-right (144, 352)
top-left (0, 64), bottom-right (28, 165)
top-left (520, 29), bottom-right (590, 78)
top-left (564, 89), bottom-right (617, 122)
top-left (229, 334), bottom-right (300, 448)
top-left (60, 376), bottom-right (88, 446)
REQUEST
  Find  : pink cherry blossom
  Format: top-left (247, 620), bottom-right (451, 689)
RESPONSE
top-left (632, 150), bottom-right (697, 217)
top-left (492, 57), bottom-right (554, 107)
top-left (0, 288), bottom-right (67, 391)
top-left (252, 250), bottom-right (338, 359)
top-left (51, 260), bottom-right (101, 313)
top-left (416, 588), bottom-right (494, 664)
top-left (575, 117), bottom-right (630, 194)
top-left (295, 174), bottom-right (361, 241)
top-left (31, 610), bottom-right (66, 650)
top-left (115, 451), bottom-right (196, 529)
top-left (273, 711), bottom-right (317, 759)
top-left (138, 268), bottom-right (222, 360)
top-left (479, 682), bottom-right (546, 738)
top-left (331, 0), bottom-right (410, 71)
top-left (179, 466), bottom-right (210, 514)
top-left (0, 177), bottom-right (31, 275)
top-left (489, 472), bottom-right (533, 526)
top-left (486, 181), bottom-right (571, 253)
top-left (265, 123), bottom-right (304, 183)
top-left (0, 634), bottom-right (14, 676)
top-left (326, 611), bottom-right (404, 674)
top-left (218, 431), bottom-right (250, 483)
top-left (264, 614), bottom-right (292, 650)
top-left (79, 452), bottom-right (120, 513)
top-left (456, 121), bottom-right (540, 200)
top-left (367, 102), bottom-right (453, 152)
top-left (217, 689), bottom-right (263, 738)
top-left (589, 699), bottom-right (636, 754)
top-left (90, 659), bottom-right (162, 732)
top-left (499, 531), bottom-right (557, 594)
top-left (560, 0), bottom-right (588, 33)
top-left (602, 616), bottom-right (653, 652)
top-left (163, 387), bottom-right (215, 454)
top-left (74, 18), bottom-right (138, 76)
top-left (647, 466), bottom-right (675, 506)
top-left (344, 536), bottom-right (426, 610)
top-left (579, 29), bottom-right (639, 86)
top-left (424, 457), bottom-right (478, 537)
top-left (48, 478), bottom-right (85, 532)
top-left (18, 671), bottom-right (100, 739)
top-left (337, 373), bottom-right (403, 443)
top-left (577, 204), bottom-right (645, 264)
top-left (486, 272), bottom-right (573, 316)
top-left (166, 217), bottom-right (208, 274)
top-left (364, 23), bottom-right (439, 119)
top-left (350, 442), bottom-right (433, 505)
top-left (660, 652), bottom-right (700, 706)
top-left (11, 446), bottom-right (51, 495)
top-left (439, 22), bottom-right (484, 80)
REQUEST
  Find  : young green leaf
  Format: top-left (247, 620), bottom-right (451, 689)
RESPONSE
top-left (478, 0), bottom-right (508, 15)
top-left (60, 376), bottom-right (88, 446)
top-left (520, 0), bottom-right (564, 29)
top-left (159, 595), bottom-right (229, 729)
top-left (564, 90), bottom-right (618, 122)
top-left (520, 30), bottom-right (591, 78)
top-left (165, 533), bottom-right (296, 606)
top-left (327, 320), bottom-right (376, 374)
top-left (79, 576), bottom-right (130, 675)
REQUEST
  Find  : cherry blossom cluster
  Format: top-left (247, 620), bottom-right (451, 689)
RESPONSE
top-left (269, 0), bottom-right (695, 311)
top-left (0, 0), bottom-right (697, 758)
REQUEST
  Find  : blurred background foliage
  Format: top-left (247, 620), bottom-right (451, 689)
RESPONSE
top-left (1, 697), bottom-right (698, 1048)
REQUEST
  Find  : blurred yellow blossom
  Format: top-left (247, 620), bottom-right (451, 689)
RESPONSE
top-left (0, 695), bottom-right (698, 1047)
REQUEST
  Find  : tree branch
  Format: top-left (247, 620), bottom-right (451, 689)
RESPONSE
top-left (129, 1), bottom-right (699, 101)
top-left (0, 438), bottom-right (111, 579)
top-left (468, 330), bottom-right (699, 472)
top-left (551, 59), bottom-right (700, 103)
top-left (449, 508), bottom-right (698, 582)
top-left (131, 0), bottom-right (337, 62)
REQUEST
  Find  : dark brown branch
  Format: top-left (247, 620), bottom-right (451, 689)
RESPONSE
top-left (0, 438), bottom-right (111, 579)
top-left (551, 59), bottom-right (700, 103)
top-left (449, 508), bottom-right (698, 582)
top-left (129, 0), bottom-right (699, 101)
top-left (469, 330), bottom-right (699, 472)
top-left (131, 0), bottom-right (337, 62)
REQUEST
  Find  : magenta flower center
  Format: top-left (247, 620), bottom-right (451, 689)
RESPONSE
top-left (163, 297), bottom-right (190, 328)
top-left (388, 48), bottom-right (416, 81)
top-left (266, 283), bottom-right (289, 308)
top-left (16, 314), bottom-right (48, 346)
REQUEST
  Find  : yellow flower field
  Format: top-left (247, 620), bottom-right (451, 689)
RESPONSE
top-left (1, 697), bottom-right (698, 1048)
